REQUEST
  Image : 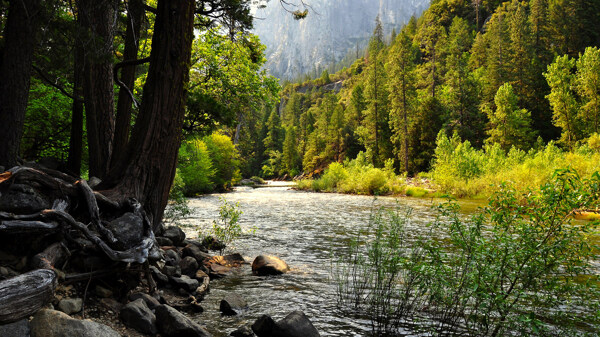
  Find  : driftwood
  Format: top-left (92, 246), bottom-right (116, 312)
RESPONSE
top-left (0, 269), bottom-right (57, 323)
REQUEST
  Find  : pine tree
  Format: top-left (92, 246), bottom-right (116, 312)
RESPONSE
top-left (576, 47), bottom-right (600, 135)
top-left (387, 31), bottom-right (417, 173)
top-left (263, 106), bottom-right (284, 154)
top-left (486, 83), bottom-right (535, 150)
top-left (282, 125), bottom-right (300, 175)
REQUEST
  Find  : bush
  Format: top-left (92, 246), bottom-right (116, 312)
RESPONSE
top-left (178, 138), bottom-right (215, 196)
top-left (334, 169), bottom-right (600, 336)
top-left (203, 132), bottom-right (241, 190)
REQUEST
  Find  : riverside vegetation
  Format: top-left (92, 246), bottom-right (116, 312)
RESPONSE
top-left (332, 170), bottom-right (600, 336)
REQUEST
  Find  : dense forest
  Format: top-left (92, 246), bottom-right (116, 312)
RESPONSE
top-left (219, 0), bottom-right (600, 197)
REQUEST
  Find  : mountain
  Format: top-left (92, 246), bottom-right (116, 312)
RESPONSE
top-left (252, 0), bottom-right (430, 80)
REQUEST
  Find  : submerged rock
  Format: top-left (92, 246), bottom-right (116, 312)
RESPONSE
top-left (252, 311), bottom-right (320, 337)
top-left (230, 325), bottom-right (254, 337)
top-left (251, 255), bottom-right (289, 276)
top-left (220, 293), bottom-right (248, 316)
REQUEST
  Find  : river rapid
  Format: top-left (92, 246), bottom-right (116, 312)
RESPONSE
top-left (178, 183), bottom-right (489, 336)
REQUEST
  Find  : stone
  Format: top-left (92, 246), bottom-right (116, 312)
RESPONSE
top-left (30, 309), bottom-right (120, 337)
top-left (99, 298), bottom-right (122, 313)
top-left (163, 227), bottom-right (186, 246)
top-left (57, 298), bottom-right (83, 315)
top-left (183, 239), bottom-right (209, 252)
top-left (180, 256), bottom-right (199, 276)
top-left (105, 213), bottom-right (144, 250)
top-left (230, 325), bottom-right (254, 337)
top-left (0, 184), bottom-right (49, 214)
top-left (251, 315), bottom-right (277, 337)
top-left (120, 298), bottom-right (157, 335)
top-left (163, 249), bottom-right (181, 267)
top-left (155, 304), bottom-right (211, 337)
top-left (252, 311), bottom-right (320, 337)
top-left (170, 275), bottom-right (199, 293)
top-left (220, 293), bottom-right (248, 316)
top-left (182, 244), bottom-right (211, 263)
top-left (129, 292), bottom-right (161, 310)
top-left (273, 311), bottom-right (320, 337)
top-left (203, 254), bottom-right (245, 279)
top-left (201, 236), bottom-right (226, 251)
top-left (251, 255), bottom-right (290, 276)
top-left (150, 266), bottom-right (169, 284)
top-left (0, 319), bottom-right (31, 337)
top-left (163, 265), bottom-right (182, 278)
top-left (95, 285), bottom-right (113, 298)
top-left (156, 237), bottom-right (174, 246)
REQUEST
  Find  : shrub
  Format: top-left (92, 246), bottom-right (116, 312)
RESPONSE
top-left (203, 132), bottom-right (241, 190)
top-left (178, 138), bottom-right (215, 195)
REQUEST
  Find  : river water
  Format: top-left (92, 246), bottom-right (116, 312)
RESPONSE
top-left (179, 183), bottom-right (488, 336)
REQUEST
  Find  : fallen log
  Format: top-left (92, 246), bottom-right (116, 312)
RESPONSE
top-left (0, 269), bottom-right (57, 324)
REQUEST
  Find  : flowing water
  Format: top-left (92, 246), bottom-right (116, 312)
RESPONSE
top-left (179, 183), bottom-right (487, 336)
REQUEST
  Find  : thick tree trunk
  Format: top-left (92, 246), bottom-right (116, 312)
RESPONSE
top-left (0, 0), bottom-right (41, 169)
top-left (67, 45), bottom-right (84, 176)
top-left (112, 0), bottom-right (144, 168)
top-left (78, 0), bottom-right (117, 179)
top-left (103, 0), bottom-right (195, 230)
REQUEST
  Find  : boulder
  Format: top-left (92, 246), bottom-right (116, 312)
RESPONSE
top-left (170, 275), bottom-right (199, 293)
top-left (30, 309), bottom-right (120, 337)
top-left (129, 292), bottom-right (161, 310)
top-left (183, 239), bottom-right (209, 252)
top-left (252, 311), bottom-right (320, 337)
top-left (230, 325), bottom-right (254, 337)
top-left (220, 293), bottom-right (248, 316)
top-left (120, 299), bottom-right (157, 335)
top-left (0, 319), bottom-right (31, 337)
top-left (183, 244), bottom-right (211, 263)
top-left (163, 227), bottom-right (186, 246)
top-left (105, 212), bottom-right (143, 250)
top-left (150, 266), bottom-right (169, 285)
top-left (180, 256), bottom-right (199, 276)
top-left (155, 305), bottom-right (211, 337)
top-left (57, 298), bottom-right (83, 315)
top-left (0, 184), bottom-right (49, 214)
top-left (156, 237), bottom-right (174, 246)
top-left (163, 265), bottom-right (182, 278)
top-left (203, 253), bottom-right (245, 278)
top-left (251, 255), bottom-right (289, 276)
top-left (201, 236), bottom-right (226, 251)
top-left (163, 249), bottom-right (181, 267)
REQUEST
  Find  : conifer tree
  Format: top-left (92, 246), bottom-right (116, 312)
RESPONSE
top-left (545, 55), bottom-right (581, 147)
top-left (576, 47), bottom-right (600, 135)
top-left (282, 125), bottom-right (300, 175)
top-left (486, 83), bottom-right (535, 150)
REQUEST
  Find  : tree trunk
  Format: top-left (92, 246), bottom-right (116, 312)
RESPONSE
top-left (112, 0), bottom-right (144, 168)
top-left (0, 0), bottom-right (41, 169)
top-left (103, 0), bottom-right (195, 230)
top-left (78, 0), bottom-right (117, 179)
top-left (67, 45), bottom-right (84, 176)
top-left (0, 269), bottom-right (57, 324)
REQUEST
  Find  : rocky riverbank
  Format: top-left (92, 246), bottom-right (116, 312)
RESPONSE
top-left (0, 165), bottom-right (320, 337)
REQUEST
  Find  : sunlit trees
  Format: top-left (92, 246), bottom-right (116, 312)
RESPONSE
top-left (486, 83), bottom-right (535, 150)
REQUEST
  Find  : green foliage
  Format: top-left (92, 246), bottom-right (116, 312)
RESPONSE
top-left (203, 197), bottom-right (243, 254)
top-left (178, 138), bottom-right (215, 195)
top-left (163, 169), bottom-right (192, 225)
top-left (203, 132), bottom-right (241, 190)
top-left (334, 170), bottom-right (600, 336)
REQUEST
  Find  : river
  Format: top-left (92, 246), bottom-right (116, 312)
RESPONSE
top-left (178, 183), bottom-right (487, 336)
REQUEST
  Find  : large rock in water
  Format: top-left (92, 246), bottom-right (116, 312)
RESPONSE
top-left (155, 304), bottom-right (211, 337)
top-left (30, 309), bottom-right (120, 337)
top-left (251, 255), bottom-right (289, 276)
top-left (219, 293), bottom-right (248, 316)
top-left (252, 311), bottom-right (320, 337)
top-left (106, 212), bottom-right (143, 250)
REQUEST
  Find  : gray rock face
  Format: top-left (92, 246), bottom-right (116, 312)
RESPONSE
top-left (252, 311), bottom-right (320, 337)
top-left (57, 298), bottom-right (83, 315)
top-left (106, 212), bottom-right (143, 250)
top-left (120, 298), bottom-right (157, 335)
top-left (251, 255), bottom-right (290, 276)
top-left (0, 319), bottom-right (31, 337)
top-left (155, 305), bottom-right (212, 337)
top-left (163, 226), bottom-right (186, 246)
top-left (252, 0), bottom-right (429, 80)
top-left (30, 309), bottom-right (120, 337)
top-left (220, 293), bottom-right (248, 316)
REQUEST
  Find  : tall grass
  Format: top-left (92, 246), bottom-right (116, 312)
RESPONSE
top-left (430, 131), bottom-right (600, 198)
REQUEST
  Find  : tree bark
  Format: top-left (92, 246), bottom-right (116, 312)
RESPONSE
top-left (0, 0), bottom-right (41, 169)
top-left (67, 44), bottom-right (84, 176)
top-left (112, 0), bottom-right (144, 168)
top-left (78, 0), bottom-right (117, 179)
top-left (0, 269), bottom-right (57, 324)
top-left (103, 0), bottom-right (195, 230)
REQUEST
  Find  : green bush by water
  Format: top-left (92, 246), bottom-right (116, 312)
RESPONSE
top-left (333, 169), bottom-right (600, 336)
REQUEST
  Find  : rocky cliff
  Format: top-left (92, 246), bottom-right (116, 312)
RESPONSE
top-left (252, 0), bottom-right (429, 80)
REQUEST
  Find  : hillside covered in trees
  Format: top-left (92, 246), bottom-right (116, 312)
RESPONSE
top-left (235, 0), bottom-right (600, 196)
